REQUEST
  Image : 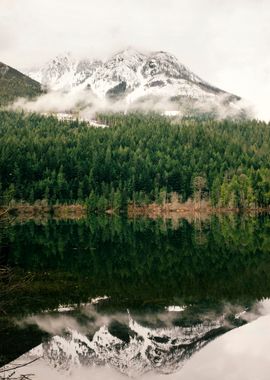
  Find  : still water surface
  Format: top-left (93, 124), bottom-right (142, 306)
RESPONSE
top-left (1, 214), bottom-right (270, 379)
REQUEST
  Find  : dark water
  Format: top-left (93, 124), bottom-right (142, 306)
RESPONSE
top-left (1, 214), bottom-right (270, 378)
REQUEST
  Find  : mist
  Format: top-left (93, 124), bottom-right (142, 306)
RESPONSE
top-left (11, 299), bottom-right (270, 380)
top-left (11, 86), bottom-right (253, 122)
top-left (1, 0), bottom-right (269, 120)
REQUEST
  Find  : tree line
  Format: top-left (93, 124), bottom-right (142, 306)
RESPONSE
top-left (0, 111), bottom-right (270, 210)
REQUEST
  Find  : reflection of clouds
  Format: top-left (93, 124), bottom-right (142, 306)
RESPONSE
top-left (257, 299), bottom-right (270, 316)
top-left (18, 300), bottom-right (240, 335)
top-left (18, 304), bottom-right (129, 336)
top-left (8, 314), bottom-right (270, 380)
top-left (178, 314), bottom-right (270, 380)
top-left (5, 299), bottom-right (270, 380)
top-left (14, 300), bottom-right (268, 378)
top-left (15, 305), bottom-right (225, 375)
top-left (11, 299), bottom-right (270, 379)
top-left (234, 298), bottom-right (270, 323)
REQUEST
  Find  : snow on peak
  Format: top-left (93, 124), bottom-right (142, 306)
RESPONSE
top-left (25, 48), bottom-right (241, 114)
top-left (142, 51), bottom-right (203, 83)
top-left (110, 48), bottom-right (146, 63)
top-left (27, 53), bottom-right (101, 91)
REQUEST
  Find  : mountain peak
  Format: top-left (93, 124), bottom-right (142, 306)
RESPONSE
top-left (24, 48), bottom-right (242, 116)
top-left (112, 47), bottom-right (145, 58)
top-left (53, 54), bottom-right (74, 67)
top-left (105, 48), bottom-right (145, 72)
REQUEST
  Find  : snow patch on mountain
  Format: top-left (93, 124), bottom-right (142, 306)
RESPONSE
top-left (25, 48), bottom-right (241, 115)
top-left (28, 53), bottom-right (102, 91)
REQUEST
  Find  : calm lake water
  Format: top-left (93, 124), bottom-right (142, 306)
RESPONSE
top-left (1, 213), bottom-right (270, 379)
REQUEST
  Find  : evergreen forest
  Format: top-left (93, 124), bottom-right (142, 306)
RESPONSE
top-left (1, 111), bottom-right (270, 211)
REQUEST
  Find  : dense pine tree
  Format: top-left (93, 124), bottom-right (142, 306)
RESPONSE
top-left (0, 110), bottom-right (270, 210)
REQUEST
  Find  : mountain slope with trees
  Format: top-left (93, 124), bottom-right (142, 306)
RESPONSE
top-left (0, 111), bottom-right (270, 211)
top-left (0, 62), bottom-right (43, 106)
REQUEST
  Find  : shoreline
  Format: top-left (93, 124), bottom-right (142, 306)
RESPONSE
top-left (127, 203), bottom-right (270, 219)
top-left (1, 202), bottom-right (270, 221)
top-left (0, 204), bottom-right (87, 221)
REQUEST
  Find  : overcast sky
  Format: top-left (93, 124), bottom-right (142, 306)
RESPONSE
top-left (1, 0), bottom-right (270, 120)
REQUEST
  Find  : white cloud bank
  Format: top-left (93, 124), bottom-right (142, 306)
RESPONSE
top-left (0, 0), bottom-right (269, 120)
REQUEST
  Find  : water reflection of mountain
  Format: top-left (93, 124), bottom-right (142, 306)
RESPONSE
top-left (5, 309), bottom-right (270, 380)
top-left (1, 214), bottom-right (270, 373)
top-left (18, 308), bottom-right (237, 377)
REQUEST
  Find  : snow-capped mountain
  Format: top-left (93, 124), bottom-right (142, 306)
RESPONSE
top-left (28, 53), bottom-right (102, 91)
top-left (25, 49), bottom-right (241, 115)
top-left (24, 314), bottom-right (228, 377)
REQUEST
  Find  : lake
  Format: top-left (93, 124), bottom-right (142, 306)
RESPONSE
top-left (1, 213), bottom-right (270, 379)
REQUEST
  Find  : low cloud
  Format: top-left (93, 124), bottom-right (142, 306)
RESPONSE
top-left (11, 87), bottom-right (252, 121)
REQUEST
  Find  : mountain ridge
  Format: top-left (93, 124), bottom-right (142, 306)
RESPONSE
top-left (25, 48), bottom-right (243, 117)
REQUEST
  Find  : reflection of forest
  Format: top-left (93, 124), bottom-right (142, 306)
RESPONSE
top-left (1, 214), bottom-right (270, 313)
top-left (1, 214), bottom-right (270, 367)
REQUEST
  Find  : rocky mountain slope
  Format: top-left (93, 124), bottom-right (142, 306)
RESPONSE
top-left (26, 49), bottom-right (242, 116)
top-left (0, 62), bottom-right (43, 106)
top-left (28, 53), bottom-right (102, 92)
